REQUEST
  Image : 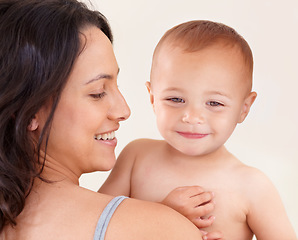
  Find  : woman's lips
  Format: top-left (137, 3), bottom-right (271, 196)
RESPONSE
top-left (94, 131), bottom-right (117, 147)
top-left (94, 131), bottom-right (115, 140)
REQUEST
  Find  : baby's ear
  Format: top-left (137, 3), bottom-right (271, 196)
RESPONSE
top-left (145, 81), bottom-right (154, 105)
top-left (27, 116), bottom-right (39, 131)
top-left (238, 91), bottom-right (257, 123)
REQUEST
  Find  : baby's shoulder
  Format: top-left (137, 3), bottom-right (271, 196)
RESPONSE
top-left (233, 163), bottom-right (276, 195)
top-left (124, 138), bottom-right (165, 152)
top-left (235, 163), bottom-right (270, 182)
top-left (116, 139), bottom-right (165, 167)
top-left (129, 138), bottom-right (164, 145)
top-left (121, 139), bottom-right (169, 165)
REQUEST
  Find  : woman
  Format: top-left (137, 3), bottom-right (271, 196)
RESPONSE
top-left (0, 0), bottom-right (203, 239)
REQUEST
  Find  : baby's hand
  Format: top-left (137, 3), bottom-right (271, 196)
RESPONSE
top-left (161, 186), bottom-right (215, 228)
top-left (201, 230), bottom-right (223, 240)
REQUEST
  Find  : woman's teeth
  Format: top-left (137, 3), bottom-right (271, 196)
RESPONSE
top-left (94, 131), bottom-right (115, 140)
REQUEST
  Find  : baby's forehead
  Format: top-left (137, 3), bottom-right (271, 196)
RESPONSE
top-left (154, 36), bottom-right (253, 73)
top-left (151, 43), bottom-right (253, 94)
top-left (155, 43), bottom-right (246, 70)
top-left (157, 39), bottom-right (239, 57)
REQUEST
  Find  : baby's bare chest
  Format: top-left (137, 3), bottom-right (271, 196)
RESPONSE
top-left (130, 158), bottom-right (253, 239)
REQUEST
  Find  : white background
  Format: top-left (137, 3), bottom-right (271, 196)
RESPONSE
top-left (79, 0), bottom-right (298, 234)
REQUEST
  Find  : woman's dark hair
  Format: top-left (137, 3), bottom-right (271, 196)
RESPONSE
top-left (0, 0), bottom-right (113, 231)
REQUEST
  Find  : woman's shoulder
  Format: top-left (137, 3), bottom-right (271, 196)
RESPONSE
top-left (45, 187), bottom-right (115, 239)
top-left (104, 197), bottom-right (202, 240)
top-left (3, 187), bottom-right (202, 240)
top-left (1, 187), bottom-right (114, 240)
top-left (54, 189), bottom-right (202, 240)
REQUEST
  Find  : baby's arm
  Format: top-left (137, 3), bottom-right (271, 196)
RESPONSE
top-left (246, 169), bottom-right (297, 239)
top-left (98, 141), bottom-right (138, 196)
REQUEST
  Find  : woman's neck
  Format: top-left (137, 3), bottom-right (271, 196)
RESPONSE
top-left (38, 150), bottom-right (80, 185)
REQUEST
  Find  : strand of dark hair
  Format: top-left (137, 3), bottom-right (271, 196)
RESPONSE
top-left (0, 0), bottom-right (113, 232)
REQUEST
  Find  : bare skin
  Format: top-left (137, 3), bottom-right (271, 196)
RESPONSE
top-left (1, 26), bottom-right (203, 240)
top-left (3, 161), bottom-right (202, 240)
top-left (100, 44), bottom-right (297, 240)
top-left (100, 139), bottom-right (296, 240)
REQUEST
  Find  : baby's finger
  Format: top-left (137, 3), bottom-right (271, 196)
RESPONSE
top-left (202, 230), bottom-right (223, 240)
top-left (182, 200), bottom-right (215, 221)
top-left (190, 191), bottom-right (214, 207)
top-left (176, 185), bottom-right (205, 198)
top-left (192, 215), bottom-right (215, 228)
top-left (191, 200), bottom-right (215, 217)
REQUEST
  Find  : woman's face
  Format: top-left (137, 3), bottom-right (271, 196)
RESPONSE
top-left (36, 26), bottom-right (130, 175)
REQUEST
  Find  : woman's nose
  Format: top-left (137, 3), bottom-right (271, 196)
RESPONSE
top-left (109, 89), bottom-right (131, 121)
top-left (182, 106), bottom-right (204, 124)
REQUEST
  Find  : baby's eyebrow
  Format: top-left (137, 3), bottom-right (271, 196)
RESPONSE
top-left (207, 90), bottom-right (231, 98)
top-left (163, 87), bottom-right (181, 92)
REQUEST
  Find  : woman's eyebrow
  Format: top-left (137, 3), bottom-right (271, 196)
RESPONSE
top-left (85, 74), bottom-right (112, 85)
top-left (85, 68), bottom-right (120, 85)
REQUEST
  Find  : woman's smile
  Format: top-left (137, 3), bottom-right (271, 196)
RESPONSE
top-left (94, 130), bottom-right (116, 140)
top-left (94, 130), bottom-right (118, 147)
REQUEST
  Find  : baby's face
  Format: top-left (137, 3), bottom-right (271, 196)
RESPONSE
top-left (148, 45), bottom-right (255, 156)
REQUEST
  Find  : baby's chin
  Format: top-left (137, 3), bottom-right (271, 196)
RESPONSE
top-left (167, 143), bottom-right (203, 157)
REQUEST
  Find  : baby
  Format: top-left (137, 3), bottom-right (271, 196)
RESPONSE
top-left (99, 20), bottom-right (296, 239)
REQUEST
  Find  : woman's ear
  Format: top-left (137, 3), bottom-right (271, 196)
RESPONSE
top-left (238, 91), bottom-right (257, 123)
top-left (145, 81), bottom-right (155, 106)
top-left (27, 116), bottom-right (39, 131)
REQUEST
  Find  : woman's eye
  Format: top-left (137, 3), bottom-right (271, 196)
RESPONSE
top-left (207, 101), bottom-right (224, 107)
top-left (168, 97), bottom-right (185, 103)
top-left (90, 92), bottom-right (106, 99)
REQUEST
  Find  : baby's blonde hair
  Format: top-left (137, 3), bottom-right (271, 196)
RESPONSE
top-left (151, 20), bottom-right (253, 81)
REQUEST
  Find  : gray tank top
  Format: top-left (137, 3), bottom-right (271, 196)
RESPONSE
top-left (93, 196), bottom-right (128, 240)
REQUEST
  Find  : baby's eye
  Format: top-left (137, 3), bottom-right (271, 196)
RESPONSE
top-left (90, 92), bottom-right (106, 99)
top-left (167, 97), bottom-right (185, 103)
top-left (207, 101), bottom-right (224, 107)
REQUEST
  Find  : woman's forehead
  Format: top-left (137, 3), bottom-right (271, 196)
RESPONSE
top-left (68, 26), bottom-right (118, 86)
